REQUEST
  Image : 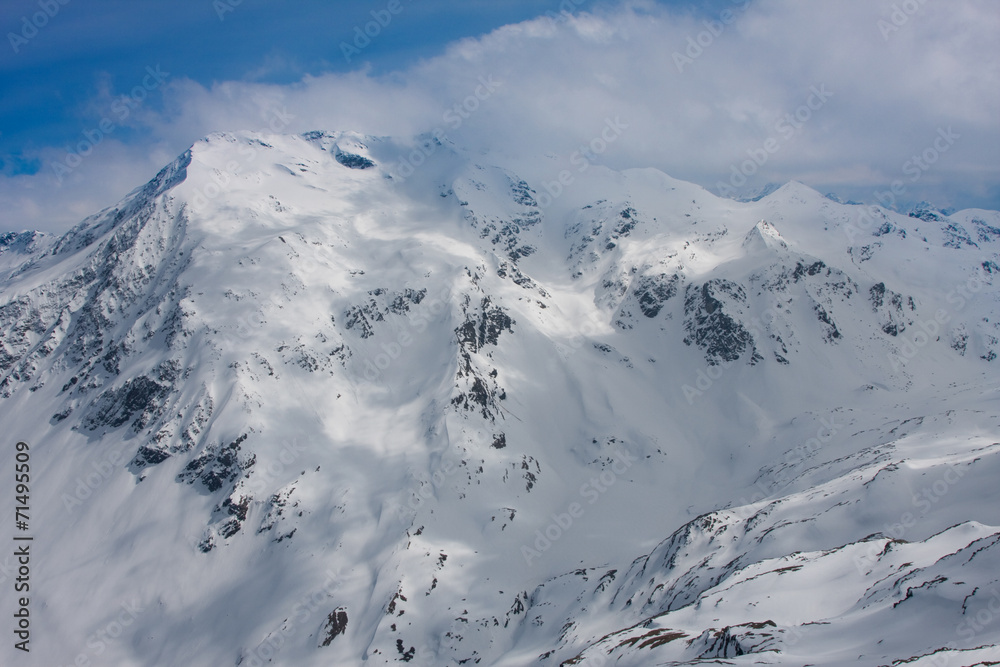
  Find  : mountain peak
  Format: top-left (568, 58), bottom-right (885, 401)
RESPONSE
top-left (770, 180), bottom-right (821, 201)
top-left (742, 219), bottom-right (788, 251)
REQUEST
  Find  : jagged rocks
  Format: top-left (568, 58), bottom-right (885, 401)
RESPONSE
top-left (870, 282), bottom-right (915, 337)
top-left (82, 374), bottom-right (173, 432)
top-left (0, 230), bottom-right (49, 260)
top-left (682, 280), bottom-right (760, 365)
top-left (453, 297), bottom-right (513, 421)
top-left (344, 287), bottom-right (427, 339)
top-left (941, 222), bottom-right (978, 249)
top-left (814, 303), bottom-right (842, 342)
top-left (176, 433), bottom-right (254, 493)
top-left (319, 608), bottom-right (349, 646)
top-left (604, 207), bottom-right (639, 251)
top-left (335, 150), bottom-right (376, 169)
top-left (216, 493), bottom-right (252, 538)
top-left (691, 623), bottom-right (781, 659)
top-left (873, 221), bottom-right (907, 239)
top-left (457, 172), bottom-right (541, 262)
top-left (455, 296), bottom-right (513, 354)
top-left (972, 218), bottom-right (1000, 244)
top-left (566, 204), bottom-right (644, 278)
top-left (132, 445), bottom-right (171, 469)
top-left (495, 260), bottom-right (546, 296)
top-left (632, 273), bottom-right (680, 319)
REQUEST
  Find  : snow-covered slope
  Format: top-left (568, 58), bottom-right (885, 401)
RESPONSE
top-left (1, 130), bottom-right (998, 666)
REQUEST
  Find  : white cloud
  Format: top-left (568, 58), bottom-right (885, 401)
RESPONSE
top-left (3, 0), bottom-right (998, 232)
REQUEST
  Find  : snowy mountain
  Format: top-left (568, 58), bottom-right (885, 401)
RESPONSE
top-left (1, 130), bottom-right (999, 667)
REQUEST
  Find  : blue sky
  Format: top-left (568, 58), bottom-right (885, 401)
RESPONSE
top-left (1, 0), bottom-right (998, 232)
top-left (0, 1), bottom-right (559, 161)
top-left (4, 0), bottom-right (723, 169)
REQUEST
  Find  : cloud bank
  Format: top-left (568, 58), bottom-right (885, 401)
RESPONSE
top-left (3, 0), bottom-right (998, 232)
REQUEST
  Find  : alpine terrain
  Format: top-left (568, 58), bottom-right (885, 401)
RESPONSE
top-left (1, 130), bottom-right (999, 666)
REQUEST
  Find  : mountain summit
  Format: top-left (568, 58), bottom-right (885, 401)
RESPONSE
top-left (2, 130), bottom-right (999, 666)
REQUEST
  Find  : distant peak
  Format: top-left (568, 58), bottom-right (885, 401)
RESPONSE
top-left (733, 182), bottom-right (783, 202)
top-left (773, 180), bottom-right (820, 199)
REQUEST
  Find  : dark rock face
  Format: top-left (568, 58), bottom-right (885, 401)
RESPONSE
top-left (336, 151), bottom-right (376, 169)
top-left (566, 204), bottom-right (644, 279)
top-left (462, 175), bottom-right (541, 262)
top-left (683, 280), bottom-right (758, 365)
top-left (319, 608), bottom-right (349, 646)
top-left (873, 221), bottom-right (906, 238)
top-left (0, 231), bottom-right (49, 264)
top-left (605, 208), bottom-right (638, 250)
top-left (496, 260), bottom-right (545, 294)
top-left (456, 296), bottom-right (513, 354)
top-left (344, 288), bottom-right (427, 338)
top-left (132, 445), bottom-right (172, 469)
top-left (942, 223), bottom-right (977, 249)
top-left (453, 297), bottom-right (513, 421)
top-left (869, 282), bottom-right (914, 337)
top-left (396, 639), bottom-right (415, 661)
top-left (972, 218), bottom-right (1000, 244)
top-left (814, 304), bottom-right (842, 342)
top-left (633, 273), bottom-right (680, 318)
top-left (176, 433), bottom-right (254, 493)
top-left (791, 261), bottom-right (827, 281)
top-left (83, 375), bottom-right (172, 432)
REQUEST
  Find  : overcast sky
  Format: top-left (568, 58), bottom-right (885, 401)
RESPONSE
top-left (1, 0), bottom-right (998, 233)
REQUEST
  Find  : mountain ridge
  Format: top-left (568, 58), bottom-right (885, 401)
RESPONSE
top-left (1, 129), bottom-right (998, 666)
